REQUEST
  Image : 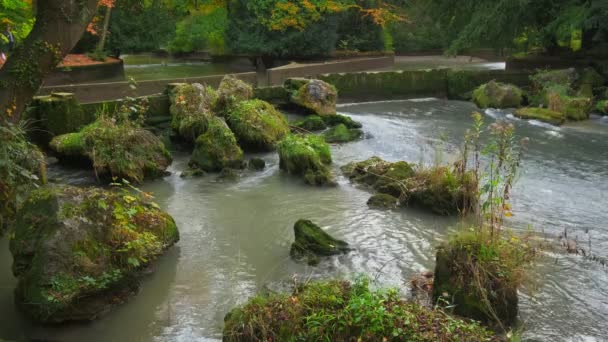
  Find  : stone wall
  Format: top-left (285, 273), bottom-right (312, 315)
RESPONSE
top-left (39, 72), bottom-right (258, 104)
top-left (266, 56), bottom-right (395, 86)
top-left (43, 59), bottom-right (126, 86)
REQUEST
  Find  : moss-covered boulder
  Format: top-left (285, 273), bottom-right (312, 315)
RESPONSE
top-left (545, 89), bottom-right (593, 121)
top-left (277, 134), bottom-right (334, 186)
top-left (50, 118), bottom-right (172, 183)
top-left (290, 79), bottom-right (338, 116)
top-left (223, 278), bottom-right (494, 341)
top-left (169, 83), bottom-right (216, 142)
top-left (25, 93), bottom-right (94, 145)
top-left (472, 81), bottom-right (523, 109)
top-left (322, 114), bottom-right (362, 129)
top-left (226, 99), bottom-right (289, 151)
top-left (597, 100), bottom-right (608, 115)
top-left (342, 157), bottom-right (477, 216)
top-left (248, 158), bottom-right (266, 171)
top-left (292, 115), bottom-right (327, 132)
top-left (290, 219), bottom-right (349, 265)
top-left (367, 193), bottom-right (399, 210)
top-left (215, 74), bottom-right (254, 114)
top-left (514, 107), bottom-right (565, 125)
top-left (323, 124), bottom-right (363, 143)
top-left (189, 117), bottom-right (244, 172)
top-left (9, 185), bottom-right (179, 323)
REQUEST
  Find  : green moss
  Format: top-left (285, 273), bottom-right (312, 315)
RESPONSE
top-left (545, 89), bottom-right (592, 121)
top-left (49, 132), bottom-right (85, 156)
top-left (472, 81), bottom-right (523, 109)
top-left (223, 278), bottom-right (494, 341)
top-left (290, 219), bottom-right (349, 265)
top-left (215, 75), bottom-right (254, 115)
top-left (292, 115), bottom-right (327, 131)
top-left (324, 124), bottom-right (363, 143)
top-left (321, 114), bottom-right (363, 129)
top-left (341, 157), bottom-right (414, 197)
top-left (597, 100), bottom-right (608, 115)
top-left (367, 193), bottom-right (398, 210)
top-left (226, 99), bottom-right (290, 151)
top-left (190, 117), bottom-right (244, 172)
top-left (530, 68), bottom-right (578, 90)
top-left (514, 107), bottom-right (565, 125)
top-left (277, 134), bottom-right (334, 186)
top-left (291, 79), bottom-right (338, 116)
top-left (10, 185), bottom-right (179, 323)
top-left (169, 83), bottom-right (216, 142)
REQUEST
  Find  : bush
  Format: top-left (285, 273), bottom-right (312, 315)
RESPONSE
top-left (224, 278), bottom-right (494, 341)
top-left (168, 8), bottom-right (228, 55)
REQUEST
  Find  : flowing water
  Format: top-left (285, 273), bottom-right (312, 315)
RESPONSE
top-left (1, 99), bottom-right (608, 341)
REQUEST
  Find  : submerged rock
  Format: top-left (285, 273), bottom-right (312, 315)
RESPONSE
top-left (290, 79), bottom-right (338, 116)
top-left (472, 81), bottom-right (523, 109)
top-left (169, 83), bottom-right (216, 142)
top-left (10, 185), bottom-right (179, 323)
top-left (190, 117), bottom-right (244, 172)
top-left (292, 115), bottom-right (327, 132)
top-left (323, 124), bottom-right (363, 143)
top-left (217, 168), bottom-right (240, 182)
top-left (215, 74), bottom-right (254, 115)
top-left (277, 134), bottom-right (334, 186)
top-left (321, 114), bottom-right (362, 129)
top-left (180, 168), bottom-right (205, 178)
top-left (514, 107), bottom-right (565, 125)
top-left (248, 158), bottom-right (266, 171)
top-left (226, 99), bottom-right (290, 151)
top-left (50, 118), bottom-right (172, 183)
top-left (290, 219), bottom-right (349, 265)
top-left (367, 193), bottom-right (399, 210)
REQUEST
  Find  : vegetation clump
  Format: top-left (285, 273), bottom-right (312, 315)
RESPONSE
top-left (226, 99), bottom-right (289, 151)
top-left (223, 278), bottom-right (494, 341)
top-left (169, 83), bottom-right (217, 142)
top-left (292, 115), bottom-right (327, 131)
top-left (290, 219), bottom-right (350, 265)
top-left (50, 117), bottom-right (172, 183)
top-left (9, 184), bottom-right (179, 323)
top-left (472, 81), bottom-right (523, 109)
top-left (214, 74), bottom-right (254, 115)
top-left (323, 123), bottom-right (363, 143)
top-left (190, 117), bottom-right (244, 172)
top-left (290, 79), bottom-right (338, 116)
top-left (597, 100), bottom-right (608, 115)
top-left (514, 107), bottom-right (565, 125)
top-left (322, 113), bottom-right (363, 129)
top-left (277, 134), bottom-right (334, 186)
top-left (292, 114), bottom-right (363, 133)
top-left (0, 123), bottom-right (46, 235)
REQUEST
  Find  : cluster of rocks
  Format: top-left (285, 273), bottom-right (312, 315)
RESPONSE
top-left (472, 67), bottom-right (607, 125)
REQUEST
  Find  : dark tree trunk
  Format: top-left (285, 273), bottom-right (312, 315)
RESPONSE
top-left (0, 0), bottom-right (99, 122)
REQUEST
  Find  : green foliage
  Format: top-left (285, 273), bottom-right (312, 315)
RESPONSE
top-left (277, 134), bottom-right (334, 185)
top-left (224, 277), bottom-right (494, 341)
top-left (169, 7), bottom-right (228, 54)
top-left (0, 0), bottom-right (34, 40)
top-left (0, 122), bottom-right (46, 233)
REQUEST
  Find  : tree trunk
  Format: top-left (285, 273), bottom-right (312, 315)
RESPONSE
top-left (98, 5), bottom-right (113, 52)
top-left (0, 0), bottom-right (99, 123)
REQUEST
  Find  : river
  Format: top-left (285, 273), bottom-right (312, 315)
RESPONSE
top-left (1, 99), bottom-right (607, 341)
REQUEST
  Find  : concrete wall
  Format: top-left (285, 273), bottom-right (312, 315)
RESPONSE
top-left (43, 60), bottom-right (126, 86)
top-left (39, 72), bottom-right (258, 104)
top-left (266, 56), bottom-right (394, 86)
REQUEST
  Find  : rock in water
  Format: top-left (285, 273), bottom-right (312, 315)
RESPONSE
top-left (472, 81), bottom-right (523, 109)
top-left (214, 74), bottom-right (254, 115)
top-left (514, 107), bottom-right (565, 125)
top-left (9, 185), bottom-right (179, 323)
top-left (248, 158), bottom-right (266, 171)
top-left (290, 79), bottom-right (338, 116)
top-left (277, 134), bottom-right (334, 186)
top-left (323, 124), bottom-right (363, 143)
top-left (190, 117), bottom-right (244, 172)
top-left (367, 193), bottom-right (399, 210)
top-left (290, 219), bottom-right (349, 265)
top-left (226, 99), bottom-right (290, 151)
top-left (169, 83), bottom-right (217, 142)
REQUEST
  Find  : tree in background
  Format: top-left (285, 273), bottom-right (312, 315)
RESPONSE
top-left (424, 0), bottom-right (608, 54)
top-left (0, 0), bottom-right (34, 40)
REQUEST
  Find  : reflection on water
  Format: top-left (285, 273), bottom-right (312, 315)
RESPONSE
top-left (1, 99), bottom-right (607, 341)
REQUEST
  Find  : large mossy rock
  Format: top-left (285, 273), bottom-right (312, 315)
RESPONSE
top-left (472, 81), bottom-right (523, 109)
top-left (292, 115), bottom-right (327, 132)
top-left (169, 83), bottom-right (216, 142)
top-left (514, 107), bottom-right (565, 125)
top-left (190, 117), bottom-right (244, 172)
top-left (545, 88), bottom-right (593, 121)
top-left (342, 157), bottom-right (477, 216)
top-left (323, 123), bottom-right (363, 143)
top-left (290, 219), bottom-right (349, 265)
top-left (277, 134), bottom-right (334, 186)
top-left (290, 79), bottom-right (338, 116)
top-left (24, 93), bottom-right (94, 145)
top-left (9, 185), bottom-right (179, 323)
top-left (50, 118), bottom-right (172, 183)
top-left (215, 74), bottom-right (254, 114)
top-left (226, 99), bottom-right (289, 151)
top-left (433, 236), bottom-right (520, 327)
top-left (223, 279), bottom-right (494, 341)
